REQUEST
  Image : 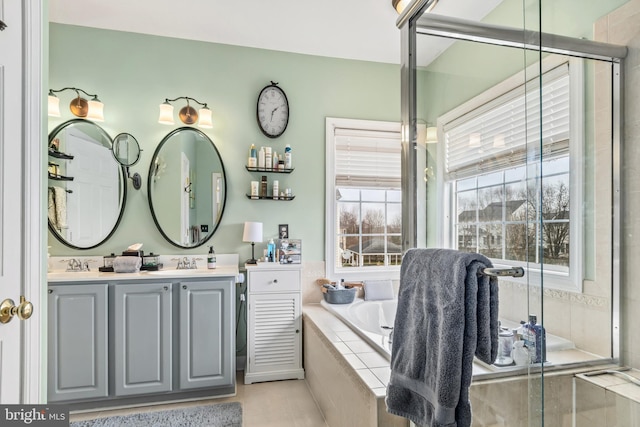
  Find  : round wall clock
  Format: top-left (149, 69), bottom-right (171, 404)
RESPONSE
top-left (256, 81), bottom-right (289, 138)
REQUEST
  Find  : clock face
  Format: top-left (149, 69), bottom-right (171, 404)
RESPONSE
top-left (257, 84), bottom-right (289, 138)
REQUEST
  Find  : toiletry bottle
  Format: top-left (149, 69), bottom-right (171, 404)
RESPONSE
top-left (531, 315), bottom-right (546, 363)
top-left (207, 246), bottom-right (216, 269)
top-left (267, 239), bottom-right (276, 262)
top-left (285, 144), bottom-right (292, 169)
top-left (273, 180), bottom-right (279, 200)
top-left (273, 152), bottom-right (279, 170)
top-left (265, 147), bottom-right (272, 170)
top-left (250, 181), bottom-right (259, 199)
top-left (522, 317), bottom-right (537, 364)
top-left (258, 147), bottom-right (266, 169)
top-left (260, 176), bottom-right (268, 197)
top-left (248, 144), bottom-right (257, 168)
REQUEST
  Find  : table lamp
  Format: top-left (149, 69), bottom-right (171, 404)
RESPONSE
top-left (242, 221), bottom-right (263, 265)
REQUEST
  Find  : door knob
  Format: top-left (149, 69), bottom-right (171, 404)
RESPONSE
top-left (0, 296), bottom-right (34, 324)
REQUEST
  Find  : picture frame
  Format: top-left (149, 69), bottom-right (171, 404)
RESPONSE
top-left (279, 224), bottom-right (289, 239)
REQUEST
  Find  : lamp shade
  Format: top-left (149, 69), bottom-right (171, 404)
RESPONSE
top-left (158, 102), bottom-right (175, 125)
top-left (86, 99), bottom-right (105, 122)
top-left (198, 107), bottom-right (213, 128)
top-left (48, 95), bottom-right (61, 117)
top-left (242, 221), bottom-right (263, 243)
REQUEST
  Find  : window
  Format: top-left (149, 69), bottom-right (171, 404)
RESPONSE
top-left (325, 118), bottom-right (402, 280)
top-left (438, 58), bottom-right (583, 292)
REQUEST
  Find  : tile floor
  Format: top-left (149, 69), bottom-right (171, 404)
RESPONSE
top-left (69, 371), bottom-right (328, 427)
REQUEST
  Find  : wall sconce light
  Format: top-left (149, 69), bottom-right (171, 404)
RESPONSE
top-left (48, 87), bottom-right (105, 122)
top-left (158, 96), bottom-right (213, 129)
top-left (417, 123), bottom-right (439, 145)
top-left (392, 0), bottom-right (439, 14)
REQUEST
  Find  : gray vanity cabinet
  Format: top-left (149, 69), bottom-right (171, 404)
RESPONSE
top-left (113, 282), bottom-right (172, 396)
top-left (178, 279), bottom-right (234, 390)
top-left (48, 284), bottom-right (109, 402)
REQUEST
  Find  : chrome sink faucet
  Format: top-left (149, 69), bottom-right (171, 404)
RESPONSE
top-left (64, 258), bottom-right (82, 271)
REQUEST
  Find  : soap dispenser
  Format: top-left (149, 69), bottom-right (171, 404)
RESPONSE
top-left (207, 246), bottom-right (216, 269)
top-left (267, 239), bottom-right (276, 262)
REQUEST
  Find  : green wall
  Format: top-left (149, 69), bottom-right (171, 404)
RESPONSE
top-left (48, 24), bottom-right (400, 262)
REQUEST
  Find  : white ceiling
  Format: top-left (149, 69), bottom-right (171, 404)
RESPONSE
top-left (49, 0), bottom-right (502, 66)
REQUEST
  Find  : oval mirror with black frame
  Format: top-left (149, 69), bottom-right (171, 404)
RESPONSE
top-left (48, 119), bottom-right (127, 249)
top-left (148, 127), bottom-right (227, 248)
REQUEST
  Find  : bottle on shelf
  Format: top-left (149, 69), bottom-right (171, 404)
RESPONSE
top-left (285, 144), bottom-right (292, 169)
top-left (258, 147), bottom-right (266, 169)
top-left (273, 180), bottom-right (279, 200)
top-left (260, 176), bottom-right (268, 197)
top-left (248, 144), bottom-right (257, 168)
top-left (265, 147), bottom-right (272, 170)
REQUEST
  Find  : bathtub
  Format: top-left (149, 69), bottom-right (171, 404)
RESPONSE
top-left (320, 297), bottom-right (577, 376)
top-left (320, 298), bottom-right (395, 360)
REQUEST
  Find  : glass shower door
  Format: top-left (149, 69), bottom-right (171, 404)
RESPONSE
top-left (400, 0), bottom-right (624, 424)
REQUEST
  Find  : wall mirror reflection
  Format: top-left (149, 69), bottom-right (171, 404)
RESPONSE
top-left (48, 119), bottom-right (127, 249)
top-left (148, 127), bottom-right (227, 248)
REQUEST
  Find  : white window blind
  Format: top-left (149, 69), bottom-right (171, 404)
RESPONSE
top-left (334, 128), bottom-right (401, 188)
top-left (444, 63), bottom-right (570, 180)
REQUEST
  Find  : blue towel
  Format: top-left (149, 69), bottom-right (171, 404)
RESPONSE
top-left (386, 248), bottom-right (499, 427)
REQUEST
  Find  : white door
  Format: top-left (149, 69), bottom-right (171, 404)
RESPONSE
top-left (0, 1), bottom-right (45, 403)
top-left (65, 129), bottom-right (120, 246)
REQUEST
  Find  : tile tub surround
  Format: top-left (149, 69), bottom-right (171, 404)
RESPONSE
top-left (303, 304), bottom-right (619, 426)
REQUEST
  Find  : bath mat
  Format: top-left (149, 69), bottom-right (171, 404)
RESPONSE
top-left (70, 402), bottom-right (242, 427)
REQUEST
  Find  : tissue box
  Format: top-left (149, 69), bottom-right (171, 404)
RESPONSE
top-left (323, 287), bottom-right (357, 304)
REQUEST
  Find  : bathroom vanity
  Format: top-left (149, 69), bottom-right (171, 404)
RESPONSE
top-left (47, 263), bottom-right (238, 409)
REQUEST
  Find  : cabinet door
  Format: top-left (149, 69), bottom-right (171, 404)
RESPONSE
top-left (179, 279), bottom-right (235, 390)
top-left (114, 282), bottom-right (172, 396)
top-left (247, 292), bottom-right (302, 375)
top-left (48, 284), bottom-right (108, 402)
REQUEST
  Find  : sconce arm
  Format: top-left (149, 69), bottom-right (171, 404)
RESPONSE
top-left (49, 87), bottom-right (101, 101)
top-left (163, 96), bottom-right (208, 109)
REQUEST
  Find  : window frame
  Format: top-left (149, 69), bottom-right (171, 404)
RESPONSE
top-left (325, 117), bottom-right (402, 282)
top-left (436, 57), bottom-right (584, 293)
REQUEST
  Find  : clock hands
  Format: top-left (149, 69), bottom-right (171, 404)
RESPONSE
top-left (270, 106), bottom-right (279, 123)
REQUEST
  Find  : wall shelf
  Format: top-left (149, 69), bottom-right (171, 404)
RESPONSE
top-left (245, 166), bottom-right (294, 174)
top-left (48, 149), bottom-right (74, 160)
top-left (48, 173), bottom-right (74, 182)
top-left (246, 194), bottom-right (295, 201)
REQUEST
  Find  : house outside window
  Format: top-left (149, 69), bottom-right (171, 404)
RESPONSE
top-left (438, 58), bottom-right (583, 292)
top-left (325, 118), bottom-right (402, 281)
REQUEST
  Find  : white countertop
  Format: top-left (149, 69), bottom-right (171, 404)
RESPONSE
top-left (47, 254), bottom-right (240, 283)
top-left (47, 265), bottom-right (240, 282)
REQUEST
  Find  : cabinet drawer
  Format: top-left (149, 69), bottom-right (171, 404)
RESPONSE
top-left (249, 270), bottom-right (300, 293)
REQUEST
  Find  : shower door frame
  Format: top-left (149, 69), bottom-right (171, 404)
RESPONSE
top-left (397, 0), bottom-right (625, 363)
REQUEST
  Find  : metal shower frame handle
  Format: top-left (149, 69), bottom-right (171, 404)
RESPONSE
top-left (480, 267), bottom-right (525, 278)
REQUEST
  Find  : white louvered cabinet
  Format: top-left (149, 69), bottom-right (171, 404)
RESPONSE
top-left (244, 264), bottom-right (304, 384)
